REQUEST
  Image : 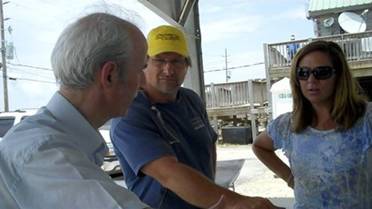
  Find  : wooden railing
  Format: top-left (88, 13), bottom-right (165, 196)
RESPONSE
top-left (205, 81), bottom-right (267, 108)
top-left (267, 31), bottom-right (372, 68)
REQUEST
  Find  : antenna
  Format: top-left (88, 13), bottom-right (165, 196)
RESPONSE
top-left (323, 17), bottom-right (334, 27)
top-left (338, 12), bottom-right (366, 33)
top-left (361, 9), bottom-right (369, 17)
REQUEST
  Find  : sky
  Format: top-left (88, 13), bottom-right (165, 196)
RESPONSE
top-left (0, 0), bottom-right (315, 111)
top-left (199, 0), bottom-right (314, 84)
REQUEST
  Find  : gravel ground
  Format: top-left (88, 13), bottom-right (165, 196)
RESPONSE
top-left (217, 144), bottom-right (294, 208)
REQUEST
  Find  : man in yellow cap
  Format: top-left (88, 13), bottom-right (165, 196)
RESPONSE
top-left (111, 25), bottom-right (281, 209)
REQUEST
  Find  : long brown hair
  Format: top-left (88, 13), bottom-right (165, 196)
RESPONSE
top-left (290, 40), bottom-right (366, 132)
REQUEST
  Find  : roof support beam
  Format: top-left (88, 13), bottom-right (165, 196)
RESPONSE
top-left (178, 0), bottom-right (196, 26)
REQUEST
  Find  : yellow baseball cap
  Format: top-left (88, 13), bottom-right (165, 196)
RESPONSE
top-left (147, 25), bottom-right (189, 57)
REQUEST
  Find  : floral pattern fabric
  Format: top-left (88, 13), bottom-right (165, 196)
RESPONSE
top-left (268, 103), bottom-right (372, 209)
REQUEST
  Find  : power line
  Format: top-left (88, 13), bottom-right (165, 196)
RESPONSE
top-left (8, 68), bottom-right (54, 79)
top-left (204, 61), bottom-right (264, 73)
top-left (7, 62), bottom-right (53, 71)
top-left (11, 1), bottom-right (74, 22)
top-left (8, 76), bottom-right (56, 84)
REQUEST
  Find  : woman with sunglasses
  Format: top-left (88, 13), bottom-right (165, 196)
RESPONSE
top-left (253, 40), bottom-right (371, 208)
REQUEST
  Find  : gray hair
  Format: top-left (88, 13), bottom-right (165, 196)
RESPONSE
top-left (51, 13), bottom-right (136, 88)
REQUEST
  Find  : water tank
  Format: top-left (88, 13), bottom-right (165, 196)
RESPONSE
top-left (221, 126), bottom-right (252, 144)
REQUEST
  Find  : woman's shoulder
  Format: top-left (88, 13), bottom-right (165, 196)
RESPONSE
top-left (366, 102), bottom-right (372, 113)
top-left (364, 102), bottom-right (372, 123)
top-left (267, 112), bottom-right (293, 150)
top-left (272, 112), bottom-right (292, 125)
top-left (361, 102), bottom-right (372, 121)
top-left (268, 112), bottom-right (292, 135)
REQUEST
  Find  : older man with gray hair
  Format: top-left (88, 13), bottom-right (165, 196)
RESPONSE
top-left (0, 12), bottom-right (150, 209)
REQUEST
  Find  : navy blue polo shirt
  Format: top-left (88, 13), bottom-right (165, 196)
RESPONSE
top-left (111, 88), bottom-right (217, 209)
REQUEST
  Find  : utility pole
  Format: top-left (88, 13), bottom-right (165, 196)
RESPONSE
top-left (0, 0), bottom-right (8, 111)
top-left (224, 48), bottom-right (229, 83)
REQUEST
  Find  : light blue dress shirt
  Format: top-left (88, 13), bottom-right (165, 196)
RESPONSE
top-left (0, 92), bottom-right (149, 209)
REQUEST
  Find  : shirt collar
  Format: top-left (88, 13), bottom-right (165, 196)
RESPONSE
top-left (138, 88), bottom-right (183, 105)
top-left (46, 92), bottom-right (108, 165)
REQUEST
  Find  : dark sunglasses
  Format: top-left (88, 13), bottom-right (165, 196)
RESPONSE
top-left (296, 66), bottom-right (336, 80)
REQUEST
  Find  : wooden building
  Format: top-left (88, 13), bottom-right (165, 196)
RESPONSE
top-left (206, 0), bottom-right (372, 142)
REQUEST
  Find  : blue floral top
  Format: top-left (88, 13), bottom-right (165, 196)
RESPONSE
top-left (268, 103), bottom-right (372, 209)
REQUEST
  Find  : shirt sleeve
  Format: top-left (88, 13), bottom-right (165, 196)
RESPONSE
top-left (266, 113), bottom-right (292, 152)
top-left (13, 139), bottom-right (149, 209)
top-left (111, 109), bottom-right (175, 176)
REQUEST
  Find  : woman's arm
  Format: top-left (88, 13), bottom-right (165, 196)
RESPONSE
top-left (252, 131), bottom-right (294, 188)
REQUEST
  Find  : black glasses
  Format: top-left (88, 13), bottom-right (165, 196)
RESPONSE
top-left (150, 58), bottom-right (187, 68)
top-left (296, 66), bottom-right (336, 80)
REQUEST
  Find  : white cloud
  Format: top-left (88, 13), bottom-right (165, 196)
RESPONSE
top-left (271, 7), bottom-right (308, 21)
top-left (230, 51), bottom-right (264, 66)
top-left (201, 15), bottom-right (263, 43)
top-left (202, 5), bottom-right (224, 14)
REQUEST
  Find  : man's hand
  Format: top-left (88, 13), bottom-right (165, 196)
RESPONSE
top-left (235, 196), bottom-right (285, 209)
top-left (209, 195), bottom-right (285, 209)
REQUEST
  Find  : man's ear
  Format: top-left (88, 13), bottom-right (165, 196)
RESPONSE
top-left (99, 61), bottom-right (117, 88)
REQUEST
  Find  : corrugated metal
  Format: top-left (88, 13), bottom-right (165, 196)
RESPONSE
top-left (309, 0), bottom-right (372, 12)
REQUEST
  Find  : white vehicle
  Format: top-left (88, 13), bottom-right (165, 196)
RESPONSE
top-left (0, 109), bottom-right (38, 141)
top-left (99, 120), bottom-right (115, 158)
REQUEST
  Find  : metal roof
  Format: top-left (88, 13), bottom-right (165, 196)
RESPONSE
top-left (308, 0), bottom-right (372, 17)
